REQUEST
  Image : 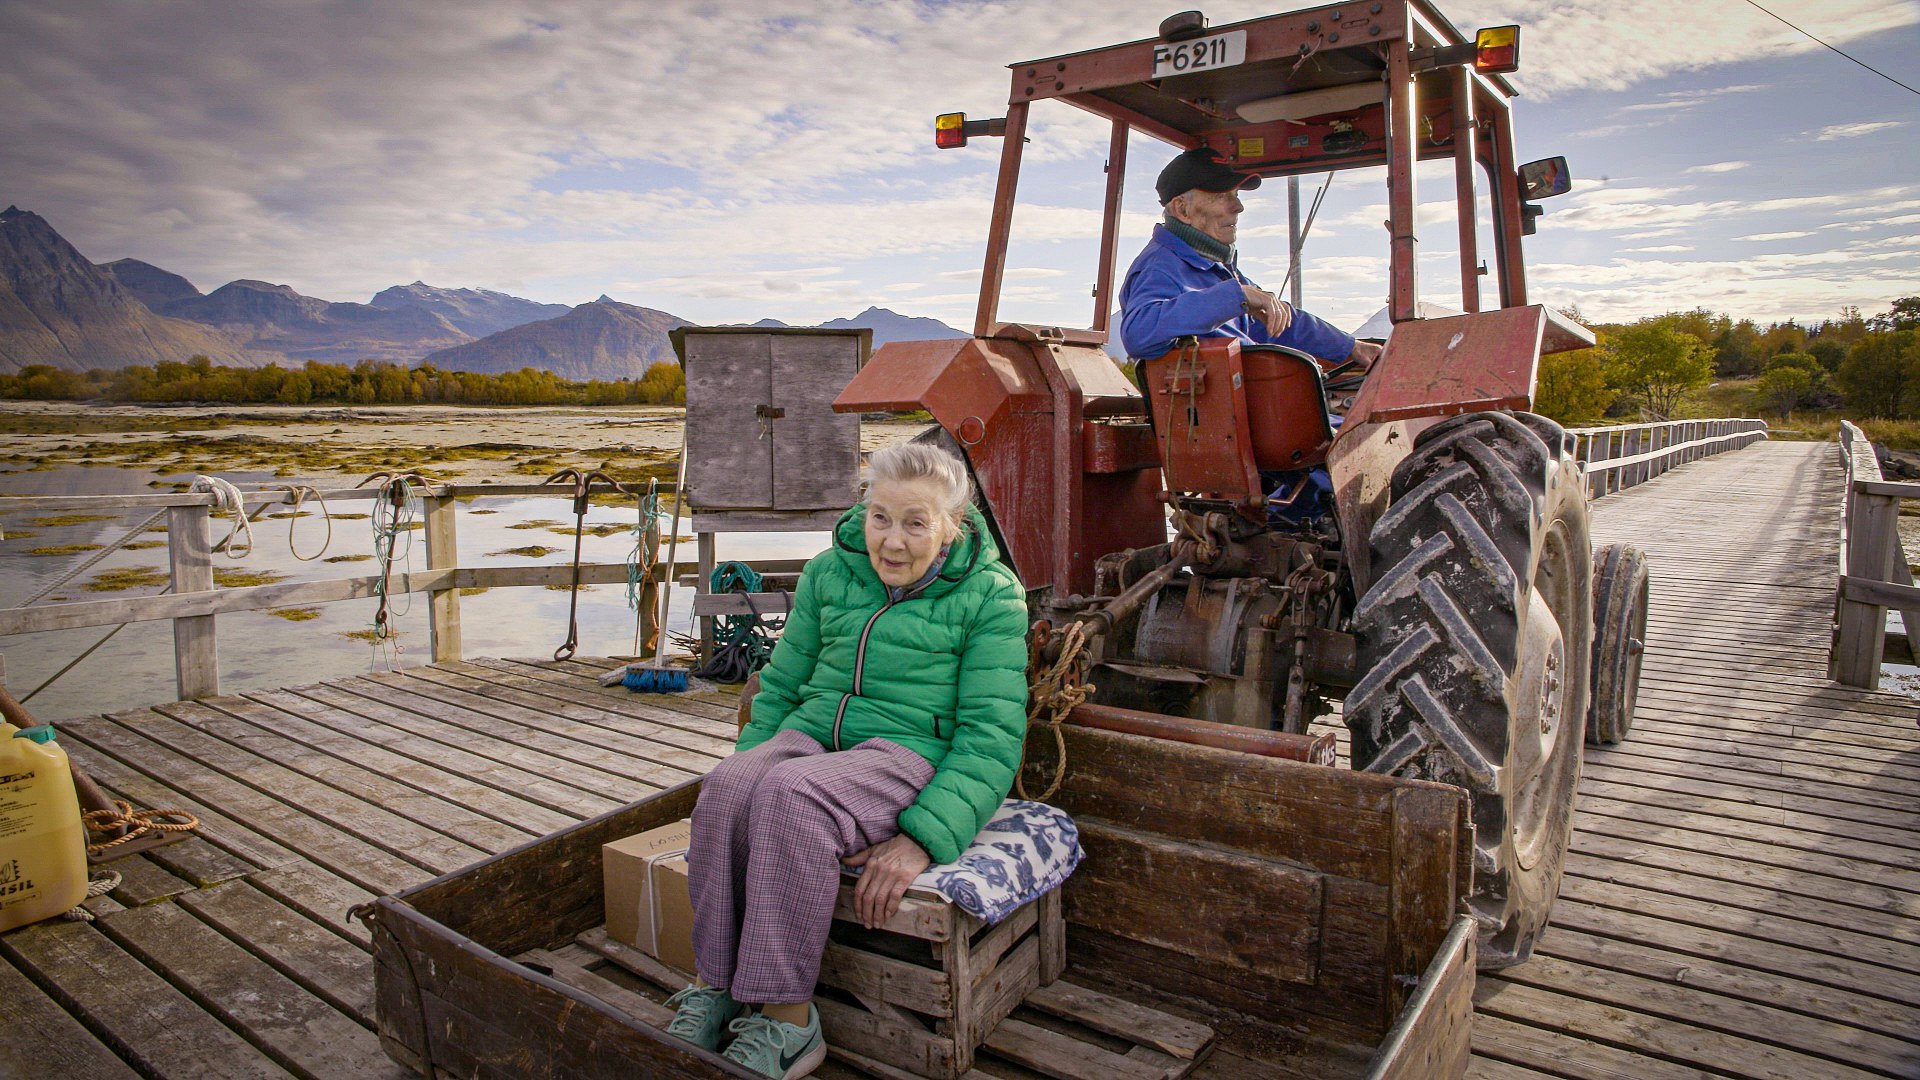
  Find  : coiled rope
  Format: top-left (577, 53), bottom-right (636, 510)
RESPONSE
top-left (83, 799), bottom-right (200, 855)
top-left (1016, 621), bottom-right (1091, 802)
top-left (688, 561), bottom-right (785, 685)
top-left (358, 471), bottom-right (438, 658)
top-left (60, 870), bottom-right (124, 922)
top-left (189, 474), bottom-right (255, 558)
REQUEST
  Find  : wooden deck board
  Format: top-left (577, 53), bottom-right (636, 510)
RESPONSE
top-left (5, 439), bottom-right (1919, 1079)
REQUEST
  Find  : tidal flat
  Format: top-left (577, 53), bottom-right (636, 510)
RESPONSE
top-left (0, 401), bottom-right (922, 721)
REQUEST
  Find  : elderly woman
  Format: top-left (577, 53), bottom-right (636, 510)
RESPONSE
top-left (668, 441), bottom-right (1030, 1079)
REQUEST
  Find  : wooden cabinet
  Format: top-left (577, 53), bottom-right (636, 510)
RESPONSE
top-left (674, 327), bottom-right (869, 513)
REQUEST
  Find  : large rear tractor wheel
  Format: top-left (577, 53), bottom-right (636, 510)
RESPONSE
top-left (1347, 411), bottom-right (1592, 969)
top-left (1587, 543), bottom-right (1650, 745)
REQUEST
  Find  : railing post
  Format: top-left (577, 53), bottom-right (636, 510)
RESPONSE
top-left (1834, 484), bottom-right (1901, 688)
top-left (169, 503), bottom-right (218, 700)
top-left (425, 494), bottom-right (462, 663)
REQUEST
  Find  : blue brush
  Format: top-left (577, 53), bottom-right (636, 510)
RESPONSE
top-left (623, 666), bottom-right (688, 693)
top-left (628, 426), bottom-right (692, 695)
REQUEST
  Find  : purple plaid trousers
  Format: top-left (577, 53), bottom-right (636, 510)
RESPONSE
top-left (687, 728), bottom-right (935, 1003)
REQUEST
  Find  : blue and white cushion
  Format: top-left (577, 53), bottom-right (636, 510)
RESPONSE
top-left (913, 800), bottom-right (1082, 924)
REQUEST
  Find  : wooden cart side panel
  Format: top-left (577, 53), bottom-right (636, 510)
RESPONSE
top-left (1386, 786), bottom-right (1469, 1025)
top-left (1037, 726), bottom-right (1469, 1044)
top-left (1364, 915), bottom-right (1475, 1080)
top-left (366, 894), bottom-right (744, 1079)
top-left (1069, 819), bottom-right (1326, 985)
top-left (1035, 725), bottom-right (1425, 882)
top-left (397, 779), bottom-right (701, 957)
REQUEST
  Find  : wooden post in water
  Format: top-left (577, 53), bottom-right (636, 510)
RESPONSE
top-left (169, 503), bottom-right (217, 700)
top-left (425, 495), bottom-right (461, 663)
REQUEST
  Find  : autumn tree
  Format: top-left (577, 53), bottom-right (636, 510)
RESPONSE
top-left (1835, 330), bottom-right (1918, 418)
top-left (1534, 347), bottom-right (1615, 422)
top-left (1757, 365), bottom-right (1811, 418)
top-left (1870, 297), bottom-right (1920, 332)
top-left (1603, 319), bottom-right (1715, 419)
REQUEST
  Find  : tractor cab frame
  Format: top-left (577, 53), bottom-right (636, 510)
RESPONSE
top-left (836, 0), bottom-right (1643, 972)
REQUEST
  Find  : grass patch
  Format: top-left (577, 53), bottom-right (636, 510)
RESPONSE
top-left (2, 529), bottom-right (38, 540)
top-left (25, 543), bottom-right (103, 556)
top-left (548, 523), bottom-right (630, 538)
top-left (265, 510), bottom-right (312, 519)
top-left (269, 607), bottom-right (323, 621)
top-left (546, 583), bottom-right (595, 591)
top-left (341, 628), bottom-right (399, 643)
top-left (214, 568), bottom-right (288, 588)
top-left (458, 587), bottom-right (490, 595)
top-left (508, 519), bottom-right (563, 530)
top-left (85, 566), bottom-right (169, 592)
top-left (492, 544), bottom-right (560, 558)
top-left (330, 512), bottom-right (370, 520)
top-left (324, 554), bottom-right (374, 563)
top-left (124, 540), bottom-right (167, 550)
top-left (27, 514), bottom-right (119, 528)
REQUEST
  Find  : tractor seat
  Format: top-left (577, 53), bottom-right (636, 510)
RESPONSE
top-left (1138, 338), bottom-right (1338, 510)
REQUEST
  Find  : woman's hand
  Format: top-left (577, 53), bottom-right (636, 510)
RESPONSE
top-left (841, 833), bottom-right (932, 929)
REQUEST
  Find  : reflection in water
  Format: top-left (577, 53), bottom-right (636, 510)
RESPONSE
top-left (0, 465), bottom-right (829, 721)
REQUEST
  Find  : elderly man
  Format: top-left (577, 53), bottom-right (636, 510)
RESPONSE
top-left (1120, 148), bottom-right (1380, 370)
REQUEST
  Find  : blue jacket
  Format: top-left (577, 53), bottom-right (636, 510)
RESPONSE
top-left (1119, 224), bottom-right (1356, 362)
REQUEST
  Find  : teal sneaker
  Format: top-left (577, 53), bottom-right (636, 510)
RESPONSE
top-left (664, 985), bottom-right (744, 1052)
top-left (721, 1005), bottom-right (826, 1079)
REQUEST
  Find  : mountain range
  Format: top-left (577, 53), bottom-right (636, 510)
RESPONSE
top-left (0, 207), bottom-right (965, 380)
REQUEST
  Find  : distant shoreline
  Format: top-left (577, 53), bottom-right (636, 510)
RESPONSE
top-left (0, 401), bottom-right (927, 488)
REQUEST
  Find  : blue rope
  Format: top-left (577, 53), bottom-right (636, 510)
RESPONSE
top-left (625, 480), bottom-right (668, 656)
top-left (690, 560), bottom-right (783, 684)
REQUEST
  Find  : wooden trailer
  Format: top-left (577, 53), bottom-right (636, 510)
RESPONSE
top-left (362, 721), bottom-right (1475, 1079)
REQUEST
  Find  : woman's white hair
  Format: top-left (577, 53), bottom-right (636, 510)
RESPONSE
top-left (863, 441), bottom-right (975, 535)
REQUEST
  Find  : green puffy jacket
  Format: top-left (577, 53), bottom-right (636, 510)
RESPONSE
top-left (738, 503), bottom-right (1030, 864)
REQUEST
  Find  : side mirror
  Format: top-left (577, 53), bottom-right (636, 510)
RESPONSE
top-left (1519, 157), bottom-right (1571, 200)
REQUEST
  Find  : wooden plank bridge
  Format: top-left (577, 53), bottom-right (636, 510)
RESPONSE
top-left (4, 437), bottom-right (1919, 1079)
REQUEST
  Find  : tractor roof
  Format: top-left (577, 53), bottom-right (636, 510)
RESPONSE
top-left (1005, 1), bottom-right (1519, 178)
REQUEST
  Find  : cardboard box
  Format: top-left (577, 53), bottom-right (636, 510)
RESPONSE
top-left (604, 819), bottom-right (696, 973)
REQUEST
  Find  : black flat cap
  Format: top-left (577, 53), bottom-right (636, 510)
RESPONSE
top-left (1156, 148), bottom-right (1262, 205)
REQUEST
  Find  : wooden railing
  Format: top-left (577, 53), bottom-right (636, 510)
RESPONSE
top-left (1567, 418), bottom-right (1770, 500)
top-left (0, 480), bottom-right (698, 702)
top-left (1829, 421), bottom-right (1920, 687)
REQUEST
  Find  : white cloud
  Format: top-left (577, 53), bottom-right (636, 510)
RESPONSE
top-left (3, 0), bottom-right (1918, 330)
top-left (1626, 245), bottom-right (1693, 252)
top-left (1813, 121), bottom-right (1905, 140)
top-left (1486, 0), bottom-right (1917, 95)
top-left (1735, 231), bottom-right (1814, 241)
top-left (1685, 161), bottom-right (1750, 174)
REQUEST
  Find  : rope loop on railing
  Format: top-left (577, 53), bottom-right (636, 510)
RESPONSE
top-left (190, 474), bottom-right (255, 558)
top-left (282, 484), bottom-right (335, 561)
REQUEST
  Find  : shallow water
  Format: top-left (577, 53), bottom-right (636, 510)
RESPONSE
top-left (0, 464), bottom-right (827, 721)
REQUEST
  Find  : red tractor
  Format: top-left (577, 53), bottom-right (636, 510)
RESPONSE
top-left (835, 1), bottom-right (1646, 969)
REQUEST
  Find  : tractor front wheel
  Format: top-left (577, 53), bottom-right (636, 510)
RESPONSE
top-left (1348, 411), bottom-right (1592, 969)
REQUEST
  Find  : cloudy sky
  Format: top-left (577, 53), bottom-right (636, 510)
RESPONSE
top-left (4, 0), bottom-right (1916, 335)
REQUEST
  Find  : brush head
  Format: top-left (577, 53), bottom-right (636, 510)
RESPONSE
top-left (624, 666), bottom-right (690, 693)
